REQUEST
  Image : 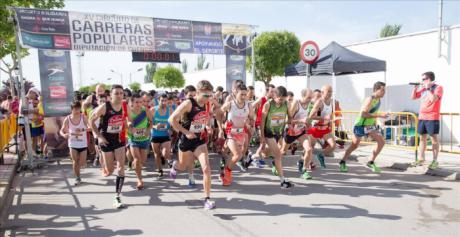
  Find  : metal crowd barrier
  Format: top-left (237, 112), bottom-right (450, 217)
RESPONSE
top-left (439, 112), bottom-right (460, 154)
top-left (0, 114), bottom-right (18, 164)
top-left (336, 111), bottom-right (419, 160)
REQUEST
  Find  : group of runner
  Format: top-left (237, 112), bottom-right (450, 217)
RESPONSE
top-left (58, 79), bottom-right (391, 210)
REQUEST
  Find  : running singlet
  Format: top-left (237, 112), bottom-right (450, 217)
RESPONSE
top-left (128, 108), bottom-right (150, 142)
top-left (182, 98), bottom-right (209, 139)
top-left (68, 115), bottom-right (88, 149)
top-left (255, 97), bottom-right (267, 127)
top-left (99, 101), bottom-right (124, 141)
top-left (225, 101), bottom-right (249, 135)
top-left (151, 105), bottom-right (171, 138)
top-left (287, 100), bottom-right (309, 136)
top-left (265, 99), bottom-right (288, 135)
top-left (315, 100), bottom-right (333, 129)
top-left (353, 96), bottom-right (381, 136)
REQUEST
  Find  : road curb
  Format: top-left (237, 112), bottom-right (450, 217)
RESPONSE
top-left (0, 153), bottom-right (19, 226)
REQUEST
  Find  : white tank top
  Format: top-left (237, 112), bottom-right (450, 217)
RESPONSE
top-left (227, 101), bottom-right (249, 130)
top-left (68, 115), bottom-right (88, 148)
top-left (321, 100), bottom-right (333, 117)
top-left (293, 100), bottom-right (309, 120)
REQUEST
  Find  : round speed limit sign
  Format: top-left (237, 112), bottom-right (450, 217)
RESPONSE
top-left (299, 41), bottom-right (320, 64)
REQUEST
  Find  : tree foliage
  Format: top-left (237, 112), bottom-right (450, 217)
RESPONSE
top-left (380, 24), bottom-right (402, 38)
top-left (128, 82), bottom-right (141, 92)
top-left (144, 63), bottom-right (157, 83)
top-left (152, 66), bottom-right (185, 91)
top-left (247, 31), bottom-right (300, 86)
top-left (78, 83), bottom-right (109, 95)
top-left (0, 0), bottom-right (65, 95)
top-left (1, 79), bottom-right (34, 97)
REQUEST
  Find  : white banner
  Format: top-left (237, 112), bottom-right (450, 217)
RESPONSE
top-left (69, 11), bottom-right (155, 52)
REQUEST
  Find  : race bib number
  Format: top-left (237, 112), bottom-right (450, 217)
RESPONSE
top-left (156, 123), bottom-right (167, 131)
top-left (107, 124), bottom-right (122, 133)
top-left (133, 128), bottom-right (146, 138)
top-left (189, 122), bottom-right (205, 133)
top-left (231, 128), bottom-right (244, 134)
top-left (364, 125), bottom-right (378, 134)
top-left (270, 113), bottom-right (286, 127)
top-left (293, 123), bottom-right (305, 132)
top-left (71, 132), bottom-right (84, 142)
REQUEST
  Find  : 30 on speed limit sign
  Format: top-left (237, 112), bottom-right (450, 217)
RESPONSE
top-left (299, 41), bottom-right (320, 64)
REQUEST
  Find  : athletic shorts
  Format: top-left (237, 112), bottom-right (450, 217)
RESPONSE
top-left (70, 147), bottom-right (87, 153)
top-left (128, 139), bottom-right (150, 149)
top-left (308, 127), bottom-right (332, 139)
top-left (151, 136), bottom-right (171, 144)
top-left (227, 132), bottom-right (246, 146)
top-left (31, 125), bottom-right (44, 137)
top-left (264, 129), bottom-right (283, 142)
top-left (178, 134), bottom-right (206, 152)
top-left (418, 120), bottom-right (440, 135)
top-left (353, 125), bottom-right (379, 138)
top-left (284, 131), bottom-right (306, 144)
top-left (99, 134), bottom-right (125, 152)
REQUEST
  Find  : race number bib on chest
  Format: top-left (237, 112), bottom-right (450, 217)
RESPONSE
top-left (364, 125), bottom-right (378, 134)
top-left (270, 113), bottom-right (286, 127)
top-left (107, 115), bottom-right (123, 134)
top-left (133, 128), bottom-right (146, 138)
top-left (189, 122), bottom-right (205, 133)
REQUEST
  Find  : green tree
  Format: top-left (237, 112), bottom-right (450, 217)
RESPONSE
top-left (78, 83), bottom-right (109, 95)
top-left (196, 54), bottom-right (209, 71)
top-left (152, 66), bottom-right (185, 91)
top-left (247, 31), bottom-right (300, 86)
top-left (0, 0), bottom-right (65, 95)
top-left (380, 24), bottom-right (402, 38)
top-left (128, 82), bottom-right (141, 92)
top-left (181, 59), bottom-right (188, 73)
top-left (144, 63), bottom-right (157, 83)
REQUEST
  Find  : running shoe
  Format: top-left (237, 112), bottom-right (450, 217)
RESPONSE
top-left (411, 159), bottom-right (426, 167)
top-left (339, 161), bottom-right (348, 172)
top-left (367, 162), bottom-right (382, 173)
top-left (428, 160), bottom-right (439, 170)
top-left (297, 160), bottom-right (304, 173)
top-left (113, 196), bottom-right (124, 209)
top-left (316, 154), bottom-right (326, 168)
top-left (259, 159), bottom-right (266, 166)
top-left (243, 153), bottom-right (253, 169)
top-left (204, 198), bottom-right (216, 210)
top-left (169, 161), bottom-right (178, 180)
top-left (236, 160), bottom-right (247, 172)
top-left (168, 160), bottom-right (174, 168)
top-left (252, 159), bottom-right (264, 168)
top-left (74, 177), bottom-right (81, 186)
top-left (301, 170), bottom-right (313, 180)
top-left (158, 169), bottom-right (164, 178)
top-left (280, 179), bottom-right (293, 189)
top-left (223, 168), bottom-right (232, 186)
top-left (188, 178), bottom-right (196, 188)
top-left (219, 157), bottom-right (226, 169)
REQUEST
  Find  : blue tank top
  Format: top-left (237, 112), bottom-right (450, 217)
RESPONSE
top-left (151, 105), bottom-right (171, 137)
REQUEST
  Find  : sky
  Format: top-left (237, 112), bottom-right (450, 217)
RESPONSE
top-left (1, 0), bottom-right (459, 90)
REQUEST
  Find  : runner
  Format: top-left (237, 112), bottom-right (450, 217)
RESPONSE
top-left (281, 89), bottom-right (315, 180)
top-left (91, 94), bottom-right (107, 172)
top-left (60, 101), bottom-right (90, 186)
top-left (259, 86), bottom-right (294, 188)
top-left (168, 80), bottom-right (216, 209)
top-left (90, 84), bottom-right (128, 209)
top-left (181, 85), bottom-right (198, 187)
top-left (307, 85), bottom-right (336, 169)
top-left (339, 82), bottom-right (389, 172)
top-left (128, 93), bottom-right (153, 189)
top-left (219, 84), bottom-right (254, 186)
top-left (150, 94), bottom-right (173, 179)
top-left (247, 84), bottom-right (275, 168)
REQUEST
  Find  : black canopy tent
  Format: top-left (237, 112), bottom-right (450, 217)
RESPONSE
top-left (284, 41), bottom-right (387, 111)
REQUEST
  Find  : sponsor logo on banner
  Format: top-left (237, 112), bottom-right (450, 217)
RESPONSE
top-left (153, 18), bottom-right (193, 53)
top-left (38, 50), bottom-right (74, 117)
top-left (49, 86), bottom-right (67, 98)
top-left (69, 11), bottom-right (155, 52)
top-left (53, 35), bottom-right (71, 49)
top-left (21, 32), bottom-right (53, 48)
top-left (192, 21), bottom-right (223, 54)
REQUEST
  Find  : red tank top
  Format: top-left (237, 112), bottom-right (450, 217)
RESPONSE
top-left (255, 97), bottom-right (267, 126)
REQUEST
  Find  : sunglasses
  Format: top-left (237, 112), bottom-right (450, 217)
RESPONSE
top-left (201, 94), bottom-right (212, 98)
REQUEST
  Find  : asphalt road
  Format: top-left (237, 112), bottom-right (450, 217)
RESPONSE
top-left (1, 150), bottom-right (459, 237)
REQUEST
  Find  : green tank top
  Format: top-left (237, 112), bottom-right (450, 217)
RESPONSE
top-left (265, 99), bottom-right (288, 135)
top-left (355, 97), bottom-right (381, 126)
top-left (128, 108), bottom-right (150, 142)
